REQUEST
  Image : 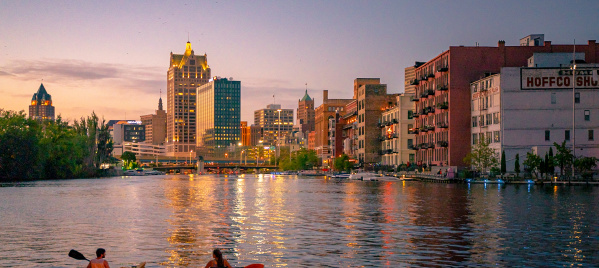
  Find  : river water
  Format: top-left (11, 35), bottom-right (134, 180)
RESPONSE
top-left (0, 174), bottom-right (598, 267)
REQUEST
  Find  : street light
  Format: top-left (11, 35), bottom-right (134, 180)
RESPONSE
top-left (189, 150), bottom-right (193, 165)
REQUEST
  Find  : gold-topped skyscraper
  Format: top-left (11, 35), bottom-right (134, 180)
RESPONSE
top-left (167, 41), bottom-right (211, 156)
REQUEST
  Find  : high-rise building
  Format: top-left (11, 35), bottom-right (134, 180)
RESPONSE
top-left (314, 90), bottom-right (353, 159)
top-left (412, 35), bottom-right (599, 167)
top-left (297, 89), bottom-right (315, 134)
top-left (240, 121), bottom-right (251, 146)
top-left (196, 77), bottom-right (241, 156)
top-left (254, 104), bottom-right (294, 146)
top-left (167, 41), bottom-right (211, 156)
top-left (140, 97), bottom-right (167, 145)
top-left (355, 78), bottom-right (398, 164)
top-left (29, 83), bottom-right (55, 121)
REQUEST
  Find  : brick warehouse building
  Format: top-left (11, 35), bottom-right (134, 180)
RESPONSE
top-left (413, 35), bottom-right (599, 167)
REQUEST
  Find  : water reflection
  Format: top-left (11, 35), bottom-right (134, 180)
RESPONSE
top-left (0, 176), bottom-right (598, 267)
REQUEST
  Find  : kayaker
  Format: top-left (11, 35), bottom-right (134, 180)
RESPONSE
top-left (87, 248), bottom-right (110, 268)
top-left (205, 248), bottom-right (232, 268)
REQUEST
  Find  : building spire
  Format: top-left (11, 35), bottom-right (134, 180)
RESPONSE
top-left (158, 89), bottom-right (163, 110)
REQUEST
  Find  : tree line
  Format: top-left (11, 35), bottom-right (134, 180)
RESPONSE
top-left (0, 110), bottom-right (113, 181)
top-left (465, 139), bottom-right (597, 181)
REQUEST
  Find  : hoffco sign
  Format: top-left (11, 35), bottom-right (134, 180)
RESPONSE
top-left (521, 68), bottom-right (599, 90)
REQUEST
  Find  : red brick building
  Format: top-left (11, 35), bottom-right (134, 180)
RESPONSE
top-left (413, 36), bottom-right (599, 167)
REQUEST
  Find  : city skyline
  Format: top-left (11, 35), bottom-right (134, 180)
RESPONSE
top-left (1, 1), bottom-right (598, 122)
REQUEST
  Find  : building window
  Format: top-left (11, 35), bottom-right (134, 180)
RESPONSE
top-left (551, 93), bottom-right (556, 104)
top-left (545, 130), bottom-right (550, 141)
top-left (575, 93), bottom-right (580, 103)
top-left (565, 130), bottom-right (570, 141)
top-left (408, 110), bottom-right (413, 119)
top-left (494, 131), bottom-right (500, 143)
top-left (584, 110), bottom-right (590, 121)
top-left (472, 116), bottom-right (477, 127)
top-left (589, 130), bottom-right (594, 141)
top-left (472, 134), bottom-right (478, 145)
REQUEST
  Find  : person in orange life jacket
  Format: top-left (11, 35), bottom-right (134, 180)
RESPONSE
top-left (87, 248), bottom-right (110, 268)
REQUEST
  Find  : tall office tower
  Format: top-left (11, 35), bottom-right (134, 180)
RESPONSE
top-left (297, 89), bottom-right (315, 135)
top-left (167, 41), bottom-right (211, 156)
top-left (196, 77), bottom-right (241, 156)
top-left (355, 78), bottom-right (397, 164)
top-left (254, 104), bottom-right (294, 146)
top-left (140, 97), bottom-right (167, 145)
top-left (29, 83), bottom-right (55, 121)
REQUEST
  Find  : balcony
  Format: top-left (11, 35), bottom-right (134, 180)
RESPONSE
top-left (412, 111), bottom-right (420, 118)
top-left (410, 95), bottom-right (420, 102)
top-left (437, 140), bottom-right (448, 147)
top-left (386, 120), bottom-right (393, 126)
top-left (437, 102), bottom-right (448, 110)
top-left (437, 84), bottom-right (448, 91)
top-left (408, 144), bottom-right (418, 150)
top-left (428, 142), bottom-right (436, 149)
top-left (427, 89), bottom-right (435, 96)
top-left (408, 128), bottom-right (418, 134)
top-left (437, 66), bottom-right (448, 72)
top-left (379, 136), bottom-right (387, 141)
top-left (420, 126), bottom-right (428, 132)
top-left (377, 122), bottom-right (385, 128)
top-left (380, 149), bottom-right (393, 155)
top-left (427, 125), bottom-right (435, 131)
top-left (420, 91), bottom-right (429, 98)
top-left (437, 122), bottom-right (448, 128)
top-left (410, 79), bottom-right (419, 85)
top-left (392, 118), bottom-right (398, 124)
top-left (424, 106), bottom-right (435, 115)
top-left (419, 143), bottom-right (428, 149)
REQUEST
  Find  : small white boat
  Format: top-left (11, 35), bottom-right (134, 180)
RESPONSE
top-left (328, 173), bottom-right (351, 179)
top-left (348, 172), bottom-right (378, 180)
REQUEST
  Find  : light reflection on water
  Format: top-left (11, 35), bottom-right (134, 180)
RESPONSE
top-left (0, 175), bottom-right (598, 267)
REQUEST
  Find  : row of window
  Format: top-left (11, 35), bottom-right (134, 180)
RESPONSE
top-left (472, 131), bottom-right (501, 144)
top-left (546, 129), bottom-right (594, 141)
top-left (472, 112), bottom-right (501, 127)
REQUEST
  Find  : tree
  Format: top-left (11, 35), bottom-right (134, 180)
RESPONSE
top-left (333, 154), bottom-right (351, 172)
top-left (548, 147), bottom-right (555, 176)
top-left (501, 150), bottom-right (506, 176)
top-left (524, 151), bottom-right (542, 179)
top-left (543, 153), bottom-right (550, 180)
top-left (0, 110), bottom-right (41, 180)
top-left (463, 139), bottom-right (498, 176)
top-left (121, 151), bottom-right (137, 169)
top-left (514, 153), bottom-right (521, 177)
top-left (574, 156), bottom-right (598, 182)
top-left (553, 141), bottom-right (573, 179)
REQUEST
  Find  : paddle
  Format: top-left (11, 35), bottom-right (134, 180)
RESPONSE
top-left (68, 249), bottom-right (89, 261)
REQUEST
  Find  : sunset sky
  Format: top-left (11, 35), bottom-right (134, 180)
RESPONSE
top-left (1, 0), bottom-right (598, 123)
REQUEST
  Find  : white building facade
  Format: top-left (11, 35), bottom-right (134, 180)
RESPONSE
top-left (471, 53), bottom-right (599, 172)
top-left (380, 95), bottom-right (416, 166)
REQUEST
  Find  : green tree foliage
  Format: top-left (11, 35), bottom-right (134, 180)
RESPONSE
top-left (0, 109), bottom-right (114, 181)
top-left (333, 154), bottom-right (352, 172)
top-left (278, 148), bottom-right (319, 170)
top-left (553, 141), bottom-right (573, 178)
top-left (548, 147), bottom-right (555, 175)
top-left (574, 156), bottom-right (598, 181)
top-left (524, 151), bottom-right (542, 179)
top-left (514, 153), bottom-right (521, 176)
top-left (121, 151), bottom-right (137, 169)
top-left (0, 110), bottom-right (40, 180)
top-left (463, 139), bottom-right (498, 176)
